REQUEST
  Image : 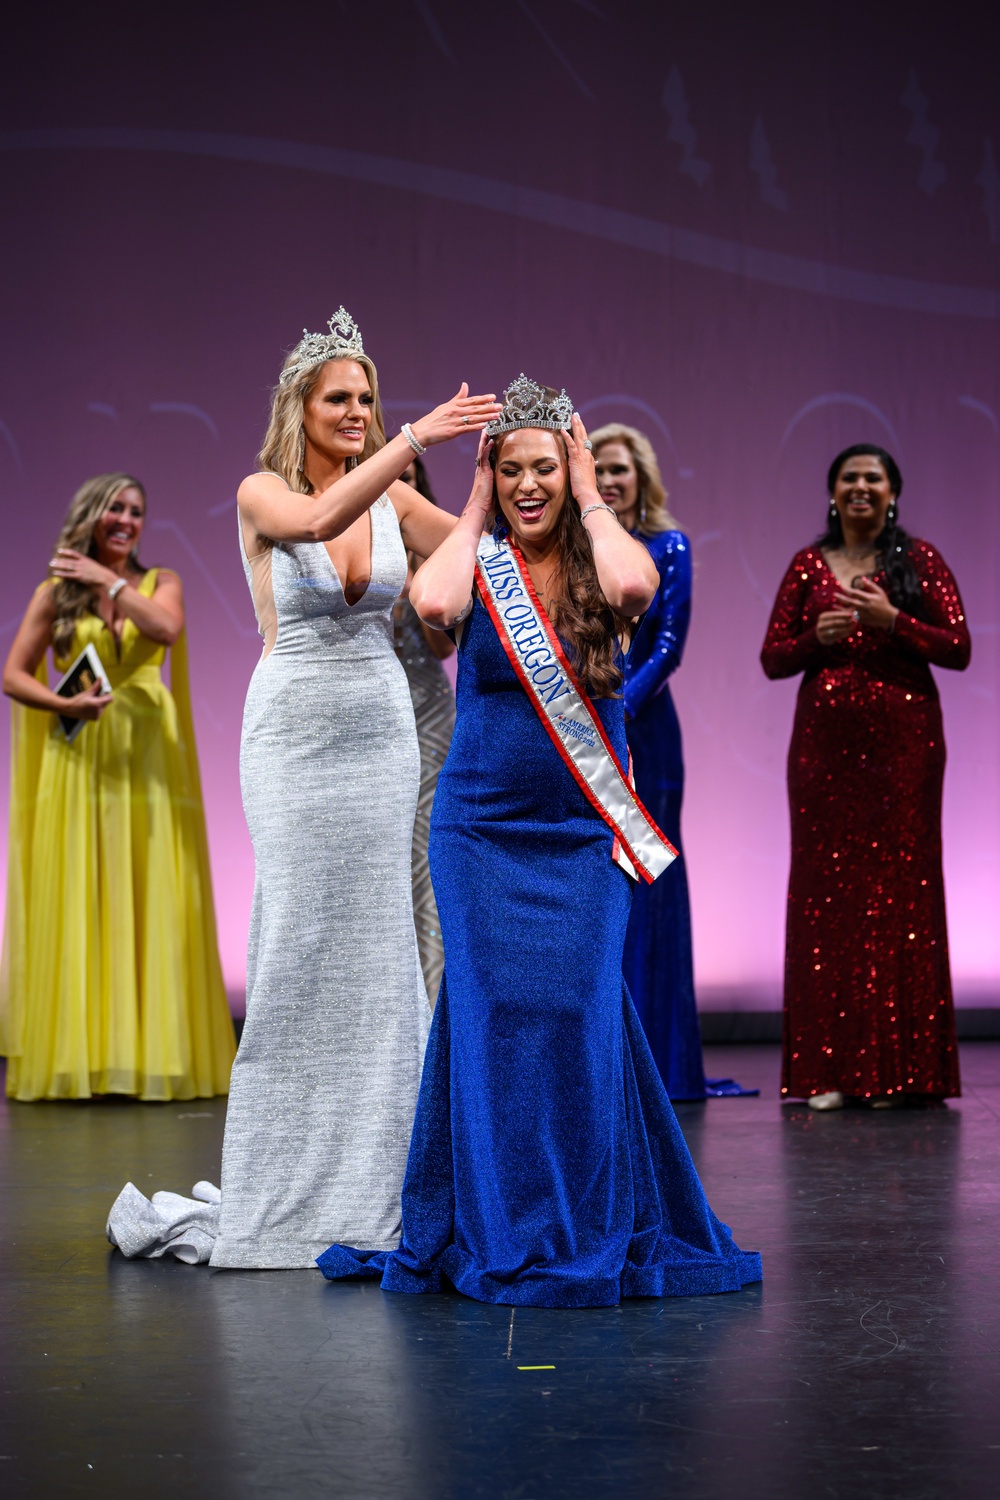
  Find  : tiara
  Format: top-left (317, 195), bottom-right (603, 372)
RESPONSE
top-left (486, 373), bottom-right (575, 436)
top-left (279, 306), bottom-right (365, 385)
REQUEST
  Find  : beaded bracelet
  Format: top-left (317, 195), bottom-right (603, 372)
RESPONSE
top-left (401, 422), bottom-right (426, 456)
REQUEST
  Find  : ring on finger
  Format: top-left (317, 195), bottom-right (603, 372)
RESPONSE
top-left (462, 415), bottom-right (469, 424)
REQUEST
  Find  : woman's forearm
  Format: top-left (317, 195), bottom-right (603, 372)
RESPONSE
top-left (585, 510), bottom-right (659, 615)
top-left (308, 434), bottom-right (423, 540)
top-left (114, 587), bottom-right (183, 645)
top-left (2, 667), bottom-right (64, 713)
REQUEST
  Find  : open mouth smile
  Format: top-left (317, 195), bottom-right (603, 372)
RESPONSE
top-left (515, 498), bottom-right (548, 521)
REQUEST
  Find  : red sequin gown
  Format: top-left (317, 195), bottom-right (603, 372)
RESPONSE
top-left (761, 540), bottom-right (970, 1101)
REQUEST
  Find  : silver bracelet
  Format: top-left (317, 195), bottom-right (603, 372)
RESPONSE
top-left (107, 578), bottom-right (127, 601)
top-left (401, 422), bottom-right (426, 456)
top-left (579, 502), bottom-right (618, 523)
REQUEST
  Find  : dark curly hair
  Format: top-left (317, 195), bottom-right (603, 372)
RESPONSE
top-left (490, 415), bottom-right (628, 698)
top-left (816, 443), bottom-right (923, 618)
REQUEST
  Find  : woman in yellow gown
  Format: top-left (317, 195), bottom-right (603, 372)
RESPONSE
top-left (1, 472), bottom-right (235, 1100)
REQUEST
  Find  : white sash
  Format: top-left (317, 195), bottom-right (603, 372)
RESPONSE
top-left (474, 534), bottom-right (677, 884)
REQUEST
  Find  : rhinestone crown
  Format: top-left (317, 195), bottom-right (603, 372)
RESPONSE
top-left (486, 373), bottom-right (575, 437)
top-left (279, 306), bottom-right (365, 385)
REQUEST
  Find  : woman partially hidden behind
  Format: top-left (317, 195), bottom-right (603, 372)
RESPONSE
top-left (590, 422), bottom-right (706, 1101)
top-left (394, 455), bottom-right (456, 1007)
top-left (107, 310), bottom-right (500, 1266)
top-left (319, 376), bottom-right (762, 1306)
top-left (762, 445), bottom-right (970, 1111)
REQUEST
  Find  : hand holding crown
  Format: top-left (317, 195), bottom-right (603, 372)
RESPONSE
top-left (563, 413), bottom-right (600, 506)
top-left (463, 432), bottom-right (495, 521)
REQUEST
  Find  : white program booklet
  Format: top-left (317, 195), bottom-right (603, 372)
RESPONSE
top-left (53, 642), bottom-right (112, 742)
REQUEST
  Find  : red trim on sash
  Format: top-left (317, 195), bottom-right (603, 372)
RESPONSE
top-left (509, 539), bottom-right (677, 859)
top-left (474, 540), bottom-right (676, 884)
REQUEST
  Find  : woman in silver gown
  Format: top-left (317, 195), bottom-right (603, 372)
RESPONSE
top-left (395, 456), bottom-right (456, 1008)
top-left (107, 310), bottom-right (500, 1268)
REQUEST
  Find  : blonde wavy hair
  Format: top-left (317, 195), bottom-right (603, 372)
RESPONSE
top-left (257, 352), bottom-right (387, 495)
top-left (50, 472), bottom-right (146, 659)
top-left (589, 423), bottom-right (678, 535)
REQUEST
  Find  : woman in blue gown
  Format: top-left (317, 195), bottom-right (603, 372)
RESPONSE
top-left (591, 424), bottom-right (705, 1100)
top-left (319, 380), bottom-right (761, 1307)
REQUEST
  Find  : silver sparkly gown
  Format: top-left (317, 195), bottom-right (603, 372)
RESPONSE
top-left (210, 497), bottom-right (429, 1268)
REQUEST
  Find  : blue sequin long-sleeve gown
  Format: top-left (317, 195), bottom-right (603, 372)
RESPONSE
top-left (622, 529), bottom-right (707, 1101)
top-left (318, 593), bottom-right (760, 1307)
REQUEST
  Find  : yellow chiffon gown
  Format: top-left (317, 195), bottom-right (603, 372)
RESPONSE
top-left (0, 570), bottom-right (236, 1100)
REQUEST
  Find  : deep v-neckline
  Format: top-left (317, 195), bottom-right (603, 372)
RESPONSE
top-left (96, 569), bottom-right (150, 655)
top-left (818, 548), bottom-right (881, 591)
top-left (322, 509), bottom-right (374, 609)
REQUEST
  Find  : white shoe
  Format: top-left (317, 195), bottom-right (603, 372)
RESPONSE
top-left (808, 1091), bottom-right (845, 1111)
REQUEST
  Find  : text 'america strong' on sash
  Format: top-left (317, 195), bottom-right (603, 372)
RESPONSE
top-left (473, 534), bottom-right (677, 885)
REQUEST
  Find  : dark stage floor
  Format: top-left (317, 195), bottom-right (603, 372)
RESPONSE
top-left (2, 1044), bottom-right (999, 1500)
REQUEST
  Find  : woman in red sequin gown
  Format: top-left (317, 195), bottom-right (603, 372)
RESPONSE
top-left (762, 445), bottom-right (970, 1108)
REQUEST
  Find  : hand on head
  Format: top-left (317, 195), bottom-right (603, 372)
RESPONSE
top-left (463, 431), bottom-right (496, 520)
top-left (562, 413), bottom-right (598, 503)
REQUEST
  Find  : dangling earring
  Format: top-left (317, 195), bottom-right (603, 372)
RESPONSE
top-left (828, 500), bottom-right (837, 523)
top-left (639, 490), bottom-right (648, 528)
top-left (491, 512), bottom-right (508, 544)
top-left (887, 500), bottom-right (898, 525)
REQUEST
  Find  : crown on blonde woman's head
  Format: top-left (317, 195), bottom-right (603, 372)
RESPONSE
top-left (486, 374), bottom-right (575, 437)
top-left (279, 306), bottom-right (365, 385)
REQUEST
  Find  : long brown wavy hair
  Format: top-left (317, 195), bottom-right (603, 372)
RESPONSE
top-left (491, 418), bottom-right (629, 698)
top-left (589, 422), bottom-right (679, 535)
top-left (50, 473), bottom-right (146, 659)
top-left (257, 352), bottom-right (387, 496)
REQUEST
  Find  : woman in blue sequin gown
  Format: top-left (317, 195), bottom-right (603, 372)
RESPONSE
top-left (592, 425), bottom-right (705, 1100)
top-left (319, 391), bottom-right (761, 1307)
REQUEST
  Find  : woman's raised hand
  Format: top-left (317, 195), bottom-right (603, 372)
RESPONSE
top-left (49, 548), bottom-right (117, 590)
top-left (463, 432), bottom-right (495, 520)
top-left (563, 413), bottom-right (599, 502)
top-left (411, 384), bottom-right (502, 449)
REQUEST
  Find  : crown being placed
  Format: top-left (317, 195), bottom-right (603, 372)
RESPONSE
top-left (486, 374), bottom-right (575, 437)
top-left (279, 306), bottom-right (366, 385)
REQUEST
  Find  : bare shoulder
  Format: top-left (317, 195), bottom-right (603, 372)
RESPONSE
top-left (151, 567), bottom-right (183, 591)
top-left (28, 579), bottom-right (57, 619)
top-left (238, 471), bottom-right (289, 507)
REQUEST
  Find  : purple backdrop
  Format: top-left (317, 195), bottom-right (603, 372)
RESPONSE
top-left (2, 4), bottom-right (998, 1012)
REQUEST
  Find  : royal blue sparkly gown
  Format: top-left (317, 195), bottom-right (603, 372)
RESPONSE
top-left (318, 595), bottom-right (761, 1307)
top-left (622, 530), bottom-right (707, 1101)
